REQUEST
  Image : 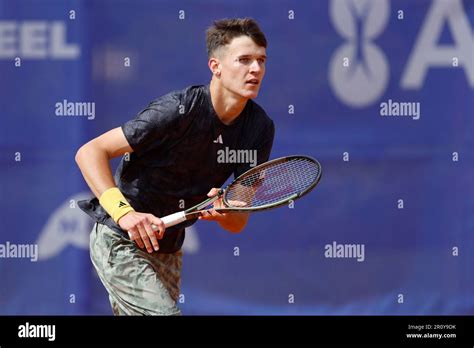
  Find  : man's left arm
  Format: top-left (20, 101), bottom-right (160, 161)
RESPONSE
top-left (198, 188), bottom-right (249, 233)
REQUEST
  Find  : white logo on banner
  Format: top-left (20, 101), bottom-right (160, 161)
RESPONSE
top-left (329, 0), bottom-right (473, 108)
top-left (36, 192), bottom-right (199, 260)
top-left (329, 0), bottom-right (390, 108)
top-left (401, 0), bottom-right (474, 88)
top-left (36, 192), bottom-right (91, 260)
top-left (0, 21), bottom-right (80, 59)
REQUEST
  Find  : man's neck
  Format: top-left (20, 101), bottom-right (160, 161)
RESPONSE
top-left (209, 79), bottom-right (248, 125)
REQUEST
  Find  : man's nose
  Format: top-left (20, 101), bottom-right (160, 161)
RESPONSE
top-left (249, 60), bottom-right (262, 73)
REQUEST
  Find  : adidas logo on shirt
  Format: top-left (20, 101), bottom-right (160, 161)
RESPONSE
top-left (213, 134), bottom-right (223, 144)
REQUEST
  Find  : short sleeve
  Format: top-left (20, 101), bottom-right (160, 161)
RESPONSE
top-left (234, 119), bottom-right (275, 178)
top-left (122, 92), bottom-right (182, 156)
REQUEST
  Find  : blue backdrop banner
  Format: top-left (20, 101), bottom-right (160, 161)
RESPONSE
top-left (0, 0), bottom-right (473, 315)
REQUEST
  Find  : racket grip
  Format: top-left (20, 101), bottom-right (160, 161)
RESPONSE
top-left (160, 211), bottom-right (187, 228)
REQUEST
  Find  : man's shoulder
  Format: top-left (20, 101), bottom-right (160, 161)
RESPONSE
top-left (247, 99), bottom-right (274, 126)
top-left (149, 85), bottom-right (207, 106)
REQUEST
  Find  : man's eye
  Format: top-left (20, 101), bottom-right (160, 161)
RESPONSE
top-left (239, 58), bottom-right (250, 63)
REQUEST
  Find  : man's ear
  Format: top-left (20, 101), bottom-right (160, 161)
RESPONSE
top-left (208, 57), bottom-right (221, 77)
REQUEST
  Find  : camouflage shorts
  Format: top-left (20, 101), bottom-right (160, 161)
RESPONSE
top-left (90, 223), bottom-right (182, 316)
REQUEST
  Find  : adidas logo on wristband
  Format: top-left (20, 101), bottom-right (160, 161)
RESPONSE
top-left (99, 187), bottom-right (135, 223)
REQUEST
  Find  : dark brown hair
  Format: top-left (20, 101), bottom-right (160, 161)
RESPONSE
top-left (206, 18), bottom-right (267, 58)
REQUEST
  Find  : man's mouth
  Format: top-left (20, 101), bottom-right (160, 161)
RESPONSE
top-left (246, 79), bottom-right (259, 85)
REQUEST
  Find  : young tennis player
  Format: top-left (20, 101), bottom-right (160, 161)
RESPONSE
top-left (76, 18), bottom-right (274, 315)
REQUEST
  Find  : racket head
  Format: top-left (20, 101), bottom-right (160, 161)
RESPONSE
top-left (221, 155), bottom-right (322, 212)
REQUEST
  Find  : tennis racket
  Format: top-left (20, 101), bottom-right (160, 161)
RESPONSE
top-left (154, 155), bottom-right (322, 229)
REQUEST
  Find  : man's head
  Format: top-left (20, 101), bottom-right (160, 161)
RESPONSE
top-left (206, 18), bottom-right (267, 100)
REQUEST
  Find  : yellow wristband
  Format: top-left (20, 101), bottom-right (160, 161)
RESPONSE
top-left (99, 187), bottom-right (135, 223)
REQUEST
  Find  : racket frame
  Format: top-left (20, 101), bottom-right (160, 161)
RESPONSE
top-left (182, 155), bottom-right (322, 219)
top-left (157, 155), bottom-right (322, 228)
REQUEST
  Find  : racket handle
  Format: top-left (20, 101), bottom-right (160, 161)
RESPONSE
top-left (160, 211), bottom-right (187, 228)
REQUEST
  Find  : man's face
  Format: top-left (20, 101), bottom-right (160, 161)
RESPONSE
top-left (213, 35), bottom-right (267, 100)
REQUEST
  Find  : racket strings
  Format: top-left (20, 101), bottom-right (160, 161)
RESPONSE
top-left (225, 157), bottom-right (320, 208)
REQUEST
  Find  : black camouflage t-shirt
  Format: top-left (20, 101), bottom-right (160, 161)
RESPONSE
top-left (79, 84), bottom-right (275, 253)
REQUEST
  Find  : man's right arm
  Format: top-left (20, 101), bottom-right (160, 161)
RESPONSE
top-left (75, 127), bottom-right (130, 198)
top-left (75, 127), bottom-right (164, 253)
